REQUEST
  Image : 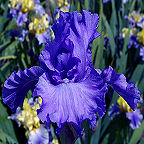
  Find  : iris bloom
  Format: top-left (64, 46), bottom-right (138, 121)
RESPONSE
top-left (8, 98), bottom-right (41, 132)
top-left (2, 10), bottom-right (140, 136)
top-left (108, 97), bottom-right (143, 129)
top-left (9, 98), bottom-right (50, 143)
top-left (121, 28), bottom-right (139, 49)
top-left (126, 11), bottom-right (143, 27)
top-left (28, 14), bottom-right (50, 44)
top-left (9, 97), bottom-right (58, 143)
top-left (8, 0), bottom-right (50, 44)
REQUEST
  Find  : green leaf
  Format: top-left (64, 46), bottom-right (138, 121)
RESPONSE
top-left (130, 64), bottom-right (144, 84)
top-left (94, 0), bottom-right (104, 69)
top-left (2, 41), bottom-right (19, 57)
top-left (129, 121), bottom-right (144, 144)
top-left (49, 0), bottom-right (56, 10)
top-left (0, 56), bottom-right (16, 61)
top-left (129, 0), bottom-right (136, 13)
top-left (77, 1), bottom-right (81, 13)
top-left (0, 101), bottom-right (18, 143)
top-left (118, 11), bottom-right (122, 32)
top-left (102, 14), bottom-right (116, 58)
top-left (138, 75), bottom-right (144, 94)
top-left (0, 61), bottom-right (12, 83)
top-left (0, 129), bottom-right (18, 144)
top-left (0, 1), bottom-right (9, 34)
top-left (0, 40), bottom-right (11, 53)
top-left (100, 92), bottom-right (119, 140)
top-left (137, 0), bottom-right (144, 11)
top-left (91, 119), bottom-right (102, 144)
top-left (139, 137), bottom-right (144, 144)
top-left (84, 0), bottom-right (89, 10)
top-left (110, 0), bottom-right (117, 36)
top-left (101, 134), bottom-right (109, 144)
top-left (74, 138), bottom-right (81, 144)
top-left (118, 27), bottom-right (130, 74)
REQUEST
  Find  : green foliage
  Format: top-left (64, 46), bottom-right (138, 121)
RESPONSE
top-left (129, 121), bottom-right (144, 144)
top-left (0, 101), bottom-right (18, 143)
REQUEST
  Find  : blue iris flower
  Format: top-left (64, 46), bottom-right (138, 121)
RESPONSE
top-left (126, 109), bottom-right (143, 129)
top-left (2, 10), bottom-right (141, 136)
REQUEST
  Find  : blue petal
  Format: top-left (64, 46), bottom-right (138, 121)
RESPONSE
top-left (68, 10), bottom-right (100, 81)
top-left (39, 20), bottom-right (70, 71)
top-left (101, 66), bottom-right (141, 110)
top-left (108, 104), bottom-right (120, 120)
top-left (2, 66), bottom-right (44, 112)
top-left (36, 32), bottom-right (49, 45)
top-left (33, 69), bottom-right (107, 136)
top-left (28, 125), bottom-right (49, 144)
top-left (126, 109), bottom-right (143, 129)
top-left (67, 10), bottom-right (101, 80)
top-left (34, 4), bottom-right (45, 17)
top-left (39, 10), bottom-right (100, 82)
top-left (15, 12), bottom-right (27, 26)
top-left (140, 47), bottom-right (144, 61)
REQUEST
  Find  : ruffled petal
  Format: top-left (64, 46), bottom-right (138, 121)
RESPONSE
top-left (28, 125), bottom-right (49, 144)
top-left (39, 15), bottom-right (70, 71)
top-left (33, 69), bottom-right (107, 136)
top-left (101, 66), bottom-right (141, 110)
top-left (126, 109), bottom-right (143, 129)
top-left (39, 10), bottom-right (100, 82)
top-left (68, 10), bottom-right (100, 80)
top-left (2, 66), bottom-right (44, 112)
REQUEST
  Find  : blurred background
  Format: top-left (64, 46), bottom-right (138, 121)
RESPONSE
top-left (0, 0), bottom-right (144, 143)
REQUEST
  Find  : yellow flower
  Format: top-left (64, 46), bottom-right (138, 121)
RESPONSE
top-left (29, 14), bottom-right (49, 34)
top-left (58, 0), bottom-right (68, 7)
top-left (9, 0), bottom-right (18, 8)
top-left (117, 97), bottom-right (133, 112)
top-left (9, 0), bottom-right (34, 13)
top-left (16, 98), bottom-right (41, 132)
top-left (122, 28), bottom-right (137, 38)
top-left (56, 6), bottom-right (69, 20)
top-left (20, 0), bottom-right (34, 13)
top-left (137, 29), bottom-right (144, 46)
top-left (128, 11), bottom-right (142, 23)
top-left (52, 139), bottom-right (59, 144)
top-left (122, 28), bottom-right (128, 38)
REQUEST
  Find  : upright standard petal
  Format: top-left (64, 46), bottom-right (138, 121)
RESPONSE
top-left (101, 66), bottom-right (141, 110)
top-left (68, 10), bottom-right (100, 80)
top-left (2, 66), bottom-right (44, 112)
top-left (39, 17), bottom-right (70, 71)
top-left (39, 10), bottom-right (100, 81)
top-left (33, 69), bottom-right (107, 136)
